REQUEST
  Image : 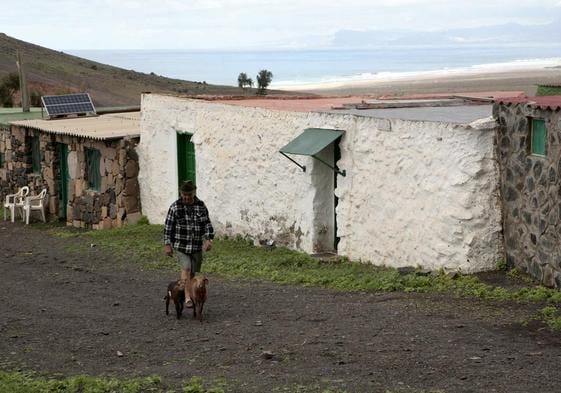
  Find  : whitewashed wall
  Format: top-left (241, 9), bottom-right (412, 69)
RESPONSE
top-left (139, 94), bottom-right (503, 272)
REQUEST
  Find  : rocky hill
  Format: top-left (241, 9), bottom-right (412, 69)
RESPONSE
top-left (0, 34), bottom-right (277, 107)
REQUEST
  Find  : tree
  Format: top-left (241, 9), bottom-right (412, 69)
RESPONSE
top-left (0, 73), bottom-right (20, 107)
top-left (256, 69), bottom-right (273, 94)
top-left (237, 72), bottom-right (253, 89)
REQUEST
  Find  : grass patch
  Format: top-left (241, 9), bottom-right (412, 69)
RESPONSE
top-left (538, 306), bottom-right (561, 331)
top-left (0, 371), bottom-right (230, 393)
top-left (536, 85), bottom-right (561, 96)
top-left (271, 382), bottom-right (347, 392)
top-left (385, 390), bottom-right (445, 393)
top-left (44, 223), bottom-right (561, 306)
top-left (0, 371), bottom-right (162, 393)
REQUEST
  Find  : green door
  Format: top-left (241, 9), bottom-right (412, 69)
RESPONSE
top-left (177, 133), bottom-right (196, 188)
top-left (57, 143), bottom-right (69, 219)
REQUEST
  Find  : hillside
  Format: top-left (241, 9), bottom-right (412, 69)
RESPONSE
top-left (0, 34), bottom-right (283, 107)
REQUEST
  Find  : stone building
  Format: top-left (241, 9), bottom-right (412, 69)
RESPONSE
top-left (139, 93), bottom-right (504, 272)
top-left (494, 96), bottom-right (561, 287)
top-left (0, 112), bottom-right (141, 228)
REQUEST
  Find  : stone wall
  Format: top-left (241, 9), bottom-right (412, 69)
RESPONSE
top-left (494, 103), bottom-right (561, 287)
top-left (0, 125), bottom-right (141, 228)
top-left (139, 94), bottom-right (503, 272)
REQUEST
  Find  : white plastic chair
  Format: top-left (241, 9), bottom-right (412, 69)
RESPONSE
top-left (23, 188), bottom-right (48, 225)
top-left (3, 186), bottom-right (30, 222)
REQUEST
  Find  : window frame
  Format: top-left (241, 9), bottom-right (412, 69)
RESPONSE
top-left (530, 118), bottom-right (547, 157)
top-left (85, 147), bottom-right (101, 192)
top-left (31, 135), bottom-right (41, 174)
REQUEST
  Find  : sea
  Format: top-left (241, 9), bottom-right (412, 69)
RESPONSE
top-left (68, 44), bottom-right (561, 89)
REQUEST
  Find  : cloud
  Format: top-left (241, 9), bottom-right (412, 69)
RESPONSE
top-left (3, 0), bottom-right (561, 49)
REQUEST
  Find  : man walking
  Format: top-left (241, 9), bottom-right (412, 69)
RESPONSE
top-left (164, 181), bottom-right (214, 307)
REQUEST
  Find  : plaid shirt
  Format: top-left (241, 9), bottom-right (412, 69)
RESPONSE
top-left (164, 197), bottom-right (214, 254)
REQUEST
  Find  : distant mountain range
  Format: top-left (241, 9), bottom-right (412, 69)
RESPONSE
top-left (330, 18), bottom-right (561, 47)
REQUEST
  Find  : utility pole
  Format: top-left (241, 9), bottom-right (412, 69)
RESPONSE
top-left (16, 50), bottom-right (30, 112)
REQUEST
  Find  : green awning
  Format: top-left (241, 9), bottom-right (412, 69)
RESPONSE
top-left (280, 128), bottom-right (344, 156)
top-left (279, 128), bottom-right (346, 176)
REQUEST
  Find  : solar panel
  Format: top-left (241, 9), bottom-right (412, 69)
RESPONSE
top-left (41, 93), bottom-right (96, 118)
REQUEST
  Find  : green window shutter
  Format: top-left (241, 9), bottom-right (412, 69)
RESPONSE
top-left (31, 136), bottom-right (41, 173)
top-left (86, 148), bottom-right (101, 191)
top-left (177, 133), bottom-right (196, 187)
top-left (531, 119), bottom-right (546, 156)
top-left (186, 140), bottom-right (196, 185)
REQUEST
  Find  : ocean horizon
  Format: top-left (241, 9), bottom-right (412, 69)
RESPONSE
top-left (68, 44), bottom-right (561, 89)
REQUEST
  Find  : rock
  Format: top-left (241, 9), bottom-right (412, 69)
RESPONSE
top-left (116, 351), bottom-right (123, 357)
top-left (447, 272), bottom-right (459, 279)
top-left (126, 212), bottom-right (142, 225)
top-left (124, 196), bottom-right (139, 213)
top-left (125, 160), bottom-right (138, 178)
top-left (415, 269), bottom-right (432, 277)
top-left (397, 266), bottom-right (415, 275)
top-left (124, 178), bottom-right (139, 196)
top-left (261, 351), bottom-right (274, 360)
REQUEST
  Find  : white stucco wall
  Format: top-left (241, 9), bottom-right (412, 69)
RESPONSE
top-left (138, 94), bottom-right (503, 272)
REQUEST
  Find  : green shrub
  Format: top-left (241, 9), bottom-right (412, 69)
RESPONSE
top-left (137, 215), bottom-right (150, 225)
top-left (536, 85), bottom-right (561, 96)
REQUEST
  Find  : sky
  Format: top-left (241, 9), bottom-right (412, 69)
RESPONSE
top-left (1, 0), bottom-right (560, 50)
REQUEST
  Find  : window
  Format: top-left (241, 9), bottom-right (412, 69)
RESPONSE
top-left (0, 152), bottom-right (4, 167)
top-left (86, 148), bottom-right (101, 191)
top-left (531, 119), bottom-right (547, 156)
top-left (31, 135), bottom-right (41, 173)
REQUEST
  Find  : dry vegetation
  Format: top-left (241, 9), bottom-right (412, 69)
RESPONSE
top-left (0, 33), bottom-right (297, 107)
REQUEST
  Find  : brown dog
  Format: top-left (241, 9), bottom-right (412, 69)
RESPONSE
top-left (188, 275), bottom-right (208, 322)
top-left (164, 280), bottom-right (186, 319)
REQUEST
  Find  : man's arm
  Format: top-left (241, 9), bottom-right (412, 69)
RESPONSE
top-left (202, 205), bottom-right (214, 252)
top-left (163, 204), bottom-right (176, 256)
top-left (203, 205), bottom-right (214, 240)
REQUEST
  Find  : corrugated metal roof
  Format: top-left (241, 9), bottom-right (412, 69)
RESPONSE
top-left (10, 112), bottom-right (140, 140)
top-left (496, 96), bottom-right (561, 110)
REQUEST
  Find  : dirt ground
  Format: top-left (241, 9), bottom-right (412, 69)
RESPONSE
top-left (2, 223), bottom-right (561, 392)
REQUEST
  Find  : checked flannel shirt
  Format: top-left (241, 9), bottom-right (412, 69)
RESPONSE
top-left (164, 197), bottom-right (214, 254)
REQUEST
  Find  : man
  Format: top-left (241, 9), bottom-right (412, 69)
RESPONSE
top-left (164, 181), bottom-right (214, 307)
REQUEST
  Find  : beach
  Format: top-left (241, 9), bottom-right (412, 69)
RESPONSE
top-left (275, 67), bottom-right (561, 97)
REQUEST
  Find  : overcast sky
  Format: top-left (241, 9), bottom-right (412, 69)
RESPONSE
top-left (2, 0), bottom-right (560, 50)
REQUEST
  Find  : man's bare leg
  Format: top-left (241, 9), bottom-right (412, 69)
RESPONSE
top-left (181, 268), bottom-right (192, 306)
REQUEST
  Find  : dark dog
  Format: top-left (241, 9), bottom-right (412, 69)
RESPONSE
top-left (164, 280), bottom-right (186, 319)
top-left (188, 275), bottom-right (208, 322)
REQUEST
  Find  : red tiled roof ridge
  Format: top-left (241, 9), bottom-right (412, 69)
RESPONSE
top-left (496, 95), bottom-right (561, 110)
top-left (144, 92), bottom-right (374, 101)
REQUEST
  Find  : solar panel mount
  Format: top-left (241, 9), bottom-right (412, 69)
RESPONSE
top-left (41, 93), bottom-right (97, 119)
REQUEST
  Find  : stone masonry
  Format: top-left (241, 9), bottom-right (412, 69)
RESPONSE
top-left (494, 102), bottom-right (561, 288)
top-left (0, 125), bottom-right (141, 228)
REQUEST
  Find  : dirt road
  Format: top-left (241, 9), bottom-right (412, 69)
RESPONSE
top-left (1, 222), bottom-right (561, 392)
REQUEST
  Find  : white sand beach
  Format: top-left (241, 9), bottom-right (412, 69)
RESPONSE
top-left (274, 60), bottom-right (561, 97)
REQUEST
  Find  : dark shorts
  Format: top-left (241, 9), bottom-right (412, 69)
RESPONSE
top-left (176, 251), bottom-right (203, 273)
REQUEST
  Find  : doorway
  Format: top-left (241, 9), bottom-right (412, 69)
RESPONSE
top-left (311, 140), bottom-right (342, 253)
top-left (57, 143), bottom-right (69, 219)
top-left (177, 133), bottom-right (196, 189)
